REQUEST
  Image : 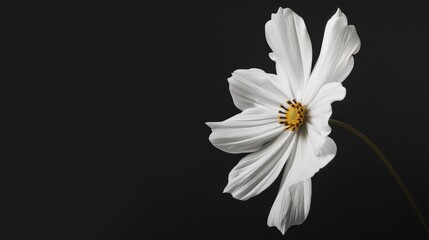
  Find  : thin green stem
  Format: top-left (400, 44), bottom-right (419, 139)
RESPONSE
top-left (329, 119), bottom-right (429, 237)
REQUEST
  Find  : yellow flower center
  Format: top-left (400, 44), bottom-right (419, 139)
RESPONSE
top-left (278, 99), bottom-right (306, 131)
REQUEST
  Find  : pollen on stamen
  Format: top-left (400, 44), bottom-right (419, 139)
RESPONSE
top-left (277, 100), bottom-right (306, 131)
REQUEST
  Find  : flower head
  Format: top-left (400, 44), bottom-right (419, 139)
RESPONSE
top-left (206, 8), bottom-right (360, 234)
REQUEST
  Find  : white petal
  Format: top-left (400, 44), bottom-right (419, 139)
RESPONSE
top-left (300, 136), bottom-right (337, 178)
top-left (267, 178), bottom-right (312, 234)
top-left (223, 131), bottom-right (298, 200)
top-left (306, 123), bottom-right (328, 150)
top-left (228, 69), bottom-right (290, 111)
top-left (307, 82), bottom-right (346, 110)
top-left (284, 129), bottom-right (318, 184)
top-left (305, 82), bottom-right (346, 148)
top-left (307, 105), bottom-right (332, 138)
top-left (316, 137), bottom-right (337, 169)
top-left (303, 8), bottom-right (360, 104)
top-left (265, 8), bottom-right (312, 99)
top-left (267, 131), bottom-right (336, 234)
top-left (206, 108), bottom-right (283, 154)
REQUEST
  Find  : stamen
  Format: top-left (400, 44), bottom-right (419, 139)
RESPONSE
top-left (277, 100), bottom-right (306, 131)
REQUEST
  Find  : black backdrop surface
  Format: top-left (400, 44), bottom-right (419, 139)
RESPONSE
top-left (2, 0), bottom-right (429, 239)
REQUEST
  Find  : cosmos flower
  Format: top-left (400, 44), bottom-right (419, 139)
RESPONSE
top-left (206, 8), bottom-right (360, 234)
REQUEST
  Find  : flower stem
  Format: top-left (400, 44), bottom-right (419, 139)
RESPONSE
top-left (329, 119), bottom-right (429, 236)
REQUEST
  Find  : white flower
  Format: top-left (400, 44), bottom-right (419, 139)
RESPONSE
top-left (206, 8), bottom-right (360, 234)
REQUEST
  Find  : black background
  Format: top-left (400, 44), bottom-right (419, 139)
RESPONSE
top-left (2, 0), bottom-right (429, 239)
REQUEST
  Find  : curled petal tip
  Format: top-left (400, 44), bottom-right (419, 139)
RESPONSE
top-left (275, 7), bottom-right (292, 16)
top-left (334, 8), bottom-right (346, 18)
top-left (205, 122), bottom-right (214, 128)
top-left (267, 221), bottom-right (286, 235)
top-left (222, 185), bottom-right (230, 194)
top-left (282, 7), bottom-right (292, 12)
top-left (223, 185), bottom-right (249, 201)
